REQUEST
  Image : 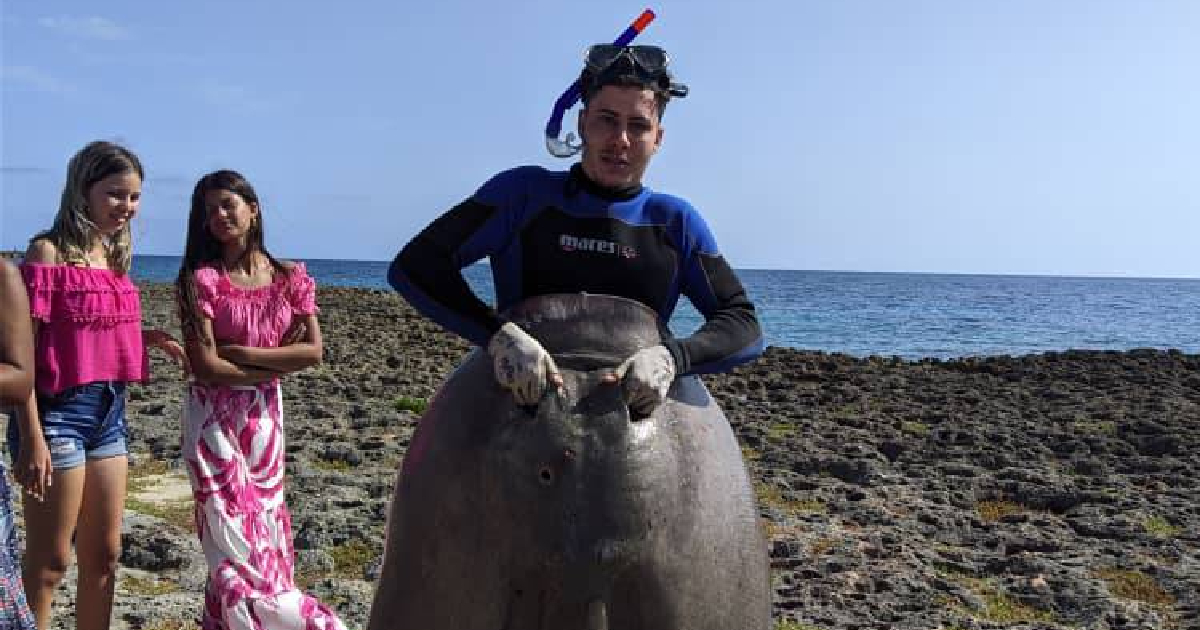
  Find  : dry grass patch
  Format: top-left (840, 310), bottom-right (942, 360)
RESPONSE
top-left (126, 459), bottom-right (195, 532)
top-left (976, 499), bottom-right (1027, 522)
top-left (776, 620), bottom-right (825, 630)
top-left (1073, 420), bottom-right (1117, 435)
top-left (940, 571), bottom-right (1061, 626)
top-left (129, 456), bottom-right (172, 479)
top-left (120, 575), bottom-right (179, 596)
top-left (329, 540), bottom-right (376, 580)
top-left (127, 456), bottom-right (174, 495)
top-left (296, 540), bottom-right (378, 587)
top-left (1096, 568), bottom-right (1174, 607)
top-left (140, 621), bottom-right (192, 630)
top-left (808, 536), bottom-right (836, 555)
top-left (755, 482), bottom-right (826, 517)
top-left (761, 519), bottom-right (807, 540)
top-left (313, 456), bottom-right (353, 472)
top-left (126, 497), bottom-right (194, 532)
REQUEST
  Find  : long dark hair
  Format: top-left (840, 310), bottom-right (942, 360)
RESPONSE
top-left (175, 169), bottom-right (284, 342)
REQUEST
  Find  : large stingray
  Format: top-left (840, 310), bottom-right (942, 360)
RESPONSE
top-left (368, 293), bottom-right (770, 630)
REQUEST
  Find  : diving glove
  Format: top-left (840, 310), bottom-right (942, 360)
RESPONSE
top-left (616, 345), bottom-right (676, 416)
top-left (487, 322), bottom-right (561, 405)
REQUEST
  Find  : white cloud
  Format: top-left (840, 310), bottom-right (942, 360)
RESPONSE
top-left (37, 15), bottom-right (130, 41)
top-left (0, 65), bottom-right (78, 95)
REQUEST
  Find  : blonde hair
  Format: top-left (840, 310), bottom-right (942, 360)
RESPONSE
top-left (34, 141), bottom-right (144, 274)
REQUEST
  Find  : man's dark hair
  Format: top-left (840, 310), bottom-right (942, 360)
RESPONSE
top-left (579, 63), bottom-right (672, 119)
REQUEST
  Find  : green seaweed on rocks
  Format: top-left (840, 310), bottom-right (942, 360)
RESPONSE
top-left (1143, 514), bottom-right (1181, 538)
top-left (979, 588), bottom-right (1059, 624)
top-left (126, 496), bottom-right (195, 533)
top-left (393, 395), bottom-right (429, 414)
top-left (826, 403), bottom-right (866, 421)
top-left (329, 540), bottom-right (377, 580)
top-left (767, 421), bottom-right (798, 441)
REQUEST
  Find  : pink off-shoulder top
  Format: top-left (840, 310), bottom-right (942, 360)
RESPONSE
top-left (21, 263), bottom-right (147, 395)
top-left (192, 262), bottom-right (318, 350)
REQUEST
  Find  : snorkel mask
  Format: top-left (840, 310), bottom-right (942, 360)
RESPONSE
top-left (581, 44), bottom-right (690, 101)
top-left (544, 9), bottom-right (688, 157)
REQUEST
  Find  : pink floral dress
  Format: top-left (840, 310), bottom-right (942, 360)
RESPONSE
top-left (181, 263), bottom-right (346, 630)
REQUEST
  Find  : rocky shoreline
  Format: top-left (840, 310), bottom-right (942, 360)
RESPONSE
top-left (2, 284), bottom-right (1197, 630)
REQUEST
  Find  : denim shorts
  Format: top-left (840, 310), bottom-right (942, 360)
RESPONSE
top-left (6, 381), bottom-right (128, 471)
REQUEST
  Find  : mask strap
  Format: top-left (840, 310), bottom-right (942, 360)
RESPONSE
top-left (544, 8), bottom-right (657, 158)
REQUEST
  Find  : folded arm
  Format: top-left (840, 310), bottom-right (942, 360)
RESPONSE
top-left (217, 315), bottom-right (323, 373)
top-left (186, 317), bottom-right (283, 386)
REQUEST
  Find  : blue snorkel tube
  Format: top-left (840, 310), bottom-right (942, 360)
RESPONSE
top-left (544, 9), bottom-right (657, 157)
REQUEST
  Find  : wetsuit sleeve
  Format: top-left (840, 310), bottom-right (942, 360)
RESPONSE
top-left (662, 211), bottom-right (765, 375)
top-left (388, 169), bottom-right (526, 346)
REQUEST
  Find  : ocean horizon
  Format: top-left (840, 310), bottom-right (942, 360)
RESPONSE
top-left (124, 255), bottom-right (1200, 359)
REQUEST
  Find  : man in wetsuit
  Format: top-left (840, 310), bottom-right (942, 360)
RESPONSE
top-left (388, 44), bottom-right (764, 414)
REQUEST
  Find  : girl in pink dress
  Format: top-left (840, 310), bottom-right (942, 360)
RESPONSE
top-left (174, 170), bottom-right (346, 630)
top-left (8, 141), bottom-right (187, 630)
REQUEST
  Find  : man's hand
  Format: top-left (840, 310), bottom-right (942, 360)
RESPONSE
top-left (487, 322), bottom-right (562, 405)
top-left (615, 345), bottom-right (675, 416)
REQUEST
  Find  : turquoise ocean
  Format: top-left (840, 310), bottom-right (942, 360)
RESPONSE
top-left (131, 255), bottom-right (1200, 359)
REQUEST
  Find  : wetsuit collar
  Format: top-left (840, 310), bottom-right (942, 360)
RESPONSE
top-left (566, 163), bottom-right (644, 201)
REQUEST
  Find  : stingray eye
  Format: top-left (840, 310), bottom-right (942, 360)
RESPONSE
top-left (538, 465), bottom-right (555, 485)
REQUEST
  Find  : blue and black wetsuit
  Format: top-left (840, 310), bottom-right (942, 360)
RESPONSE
top-left (388, 164), bottom-right (764, 375)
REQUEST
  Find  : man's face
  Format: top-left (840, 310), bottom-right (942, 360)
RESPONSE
top-left (578, 85), bottom-right (663, 188)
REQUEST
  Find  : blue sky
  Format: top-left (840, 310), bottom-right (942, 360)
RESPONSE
top-left (2, 0), bottom-right (1198, 277)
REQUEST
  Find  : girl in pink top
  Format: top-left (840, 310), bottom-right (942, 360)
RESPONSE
top-left (7, 141), bottom-right (186, 630)
top-left (175, 170), bottom-right (346, 630)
